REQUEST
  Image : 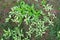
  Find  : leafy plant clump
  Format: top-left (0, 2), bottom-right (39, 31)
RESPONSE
top-left (1, 1), bottom-right (55, 40)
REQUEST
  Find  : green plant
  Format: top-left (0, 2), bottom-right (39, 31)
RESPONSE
top-left (55, 16), bottom-right (60, 40)
top-left (57, 31), bottom-right (60, 40)
top-left (41, 0), bottom-right (47, 6)
top-left (1, 27), bottom-right (23, 40)
top-left (1, 1), bottom-right (55, 40)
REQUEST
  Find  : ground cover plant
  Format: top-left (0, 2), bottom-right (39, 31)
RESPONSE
top-left (0, 0), bottom-right (57, 40)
